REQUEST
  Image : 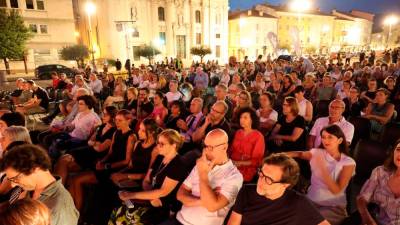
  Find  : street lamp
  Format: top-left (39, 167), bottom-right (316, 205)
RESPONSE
top-left (85, 1), bottom-right (96, 70)
top-left (290, 0), bottom-right (312, 56)
top-left (383, 15), bottom-right (399, 48)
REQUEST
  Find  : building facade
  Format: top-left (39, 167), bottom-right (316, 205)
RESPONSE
top-left (75, 0), bottom-right (229, 66)
top-left (0, 0), bottom-right (76, 72)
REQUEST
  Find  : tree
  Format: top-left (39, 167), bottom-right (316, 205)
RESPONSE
top-left (60, 44), bottom-right (89, 68)
top-left (190, 46), bottom-right (211, 63)
top-left (134, 45), bottom-right (161, 65)
top-left (0, 9), bottom-right (32, 74)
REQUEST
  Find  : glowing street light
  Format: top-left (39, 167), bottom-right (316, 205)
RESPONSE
top-left (384, 15), bottom-right (398, 48)
top-left (289, 0), bottom-right (312, 13)
top-left (85, 1), bottom-right (96, 69)
top-left (85, 2), bottom-right (96, 15)
top-left (239, 18), bottom-right (247, 27)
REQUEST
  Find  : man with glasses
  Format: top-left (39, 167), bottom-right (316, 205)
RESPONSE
top-left (227, 153), bottom-right (329, 225)
top-left (192, 101), bottom-right (231, 143)
top-left (307, 99), bottom-right (354, 149)
top-left (161, 129), bottom-right (243, 225)
top-left (0, 144), bottom-right (78, 225)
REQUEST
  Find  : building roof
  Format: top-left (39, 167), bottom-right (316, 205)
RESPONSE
top-left (228, 9), bottom-right (277, 20)
top-left (333, 10), bottom-right (374, 22)
top-left (260, 3), bottom-right (333, 17)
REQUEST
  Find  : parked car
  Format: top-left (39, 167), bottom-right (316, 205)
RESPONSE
top-left (35, 64), bottom-right (76, 80)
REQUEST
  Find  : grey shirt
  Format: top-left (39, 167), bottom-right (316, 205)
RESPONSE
top-left (37, 177), bottom-right (79, 225)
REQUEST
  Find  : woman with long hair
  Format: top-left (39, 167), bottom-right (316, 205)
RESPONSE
top-left (150, 91), bottom-right (169, 127)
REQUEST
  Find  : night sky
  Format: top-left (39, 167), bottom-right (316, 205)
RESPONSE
top-left (230, 0), bottom-right (400, 14)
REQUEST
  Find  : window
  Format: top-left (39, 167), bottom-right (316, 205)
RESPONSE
top-left (195, 10), bottom-right (201, 23)
top-left (26, 0), bottom-right (34, 9)
top-left (10, 0), bottom-right (18, 8)
top-left (0, 0), bottom-right (6, 7)
top-left (159, 32), bottom-right (166, 45)
top-left (133, 46), bottom-right (140, 61)
top-left (216, 33), bottom-right (220, 38)
top-left (196, 33), bottom-right (201, 45)
top-left (158, 7), bottom-right (165, 21)
top-left (132, 30), bottom-right (139, 38)
top-left (216, 45), bottom-right (221, 58)
top-left (29, 24), bottom-right (38, 33)
top-left (40, 25), bottom-right (48, 34)
top-left (36, 0), bottom-right (44, 10)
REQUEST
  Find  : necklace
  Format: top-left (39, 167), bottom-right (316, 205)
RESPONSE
top-left (151, 154), bottom-right (176, 187)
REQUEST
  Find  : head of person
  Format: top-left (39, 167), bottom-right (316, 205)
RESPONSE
top-left (367, 78), bottom-right (377, 91)
top-left (375, 88), bottom-right (390, 104)
top-left (169, 80), bottom-right (179, 92)
top-left (0, 144), bottom-right (52, 190)
top-left (115, 109), bottom-right (133, 130)
top-left (343, 71), bottom-right (352, 81)
top-left (209, 100), bottom-right (228, 123)
top-left (304, 73), bottom-right (315, 83)
top-left (237, 90), bottom-right (252, 108)
top-left (157, 129), bottom-right (183, 156)
top-left (215, 84), bottom-right (228, 100)
top-left (138, 118), bottom-right (162, 142)
top-left (232, 74), bottom-right (241, 84)
top-left (26, 80), bottom-right (36, 90)
top-left (89, 73), bottom-right (97, 81)
top-left (59, 73), bottom-right (67, 80)
top-left (154, 91), bottom-right (167, 108)
top-left (283, 75), bottom-right (294, 87)
top-left (190, 97), bottom-right (203, 114)
top-left (76, 95), bottom-right (96, 112)
top-left (259, 92), bottom-right (275, 109)
top-left (328, 99), bottom-right (345, 119)
top-left (127, 87), bottom-right (138, 101)
top-left (196, 67), bottom-right (203, 75)
top-left (16, 78), bottom-right (25, 88)
top-left (170, 100), bottom-right (185, 116)
top-left (138, 88), bottom-right (150, 102)
top-left (0, 126), bottom-right (32, 151)
top-left (293, 85), bottom-right (305, 99)
top-left (319, 124), bottom-right (349, 155)
top-left (322, 74), bottom-right (332, 87)
top-left (343, 80), bottom-right (352, 90)
top-left (0, 112), bottom-right (25, 133)
top-left (203, 129), bottom-right (229, 164)
top-left (290, 71), bottom-right (298, 81)
top-left (0, 199), bottom-right (50, 225)
top-left (238, 107), bottom-right (259, 130)
top-left (74, 75), bottom-right (84, 87)
top-left (102, 106), bottom-right (117, 125)
top-left (256, 73), bottom-right (263, 82)
top-left (384, 76), bottom-right (396, 89)
top-left (73, 88), bottom-right (90, 101)
top-left (384, 140), bottom-right (400, 172)
top-left (349, 86), bottom-right (360, 99)
top-left (282, 97), bottom-right (299, 116)
top-left (257, 153), bottom-right (300, 197)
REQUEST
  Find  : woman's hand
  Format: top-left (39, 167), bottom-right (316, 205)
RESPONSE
top-left (111, 172), bottom-right (128, 183)
top-left (150, 199), bottom-right (162, 207)
top-left (118, 191), bottom-right (135, 201)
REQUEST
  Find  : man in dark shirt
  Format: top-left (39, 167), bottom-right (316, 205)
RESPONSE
top-left (205, 84), bottom-right (233, 120)
top-left (15, 80), bottom-right (49, 115)
top-left (137, 87), bottom-right (154, 119)
top-left (227, 153), bottom-right (329, 225)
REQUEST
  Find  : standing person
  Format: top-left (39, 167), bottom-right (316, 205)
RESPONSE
top-left (0, 144), bottom-right (79, 225)
top-left (287, 125), bottom-right (356, 225)
top-left (115, 59), bottom-right (122, 71)
top-left (227, 153), bottom-right (329, 225)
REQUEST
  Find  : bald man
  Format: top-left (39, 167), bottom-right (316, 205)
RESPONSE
top-left (163, 129), bottom-right (243, 225)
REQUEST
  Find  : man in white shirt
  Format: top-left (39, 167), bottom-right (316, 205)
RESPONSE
top-left (161, 129), bottom-right (243, 225)
top-left (308, 99), bottom-right (354, 149)
top-left (88, 73), bottom-right (103, 95)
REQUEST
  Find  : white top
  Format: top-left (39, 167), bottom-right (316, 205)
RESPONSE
top-left (177, 160), bottom-right (243, 225)
top-left (298, 98), bottom-right (308, 118)
top-left (165, 91), bottom-right (182, 103)
top-left (219, 74), bottom-right (230, 86)
top-left (89, 79), bottom-right (103, 94)
top-left (310, 117), bottom-right (354, 148)
top-left (70, 111), bottom-right (101, 140)
top-left (307, 148), bottom-right (355, 207)
top-left (256, 109), bottom-right (278, 123)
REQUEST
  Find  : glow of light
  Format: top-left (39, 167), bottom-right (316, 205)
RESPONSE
top-left (85, 2), bottom-right (96, 15)
top-left (322, 25), bottom-right (330, 33)
top-left (152, 38), bottom-right (164, 46)
top-left (347, 27), bottom-right (361, 44)
top-left (74, 31), bottom-right (80, 37)
top-left (126, 27), bottom-right (135, 33)
top-left (289, 0), bottom-right (312, 13)
top-left (240, 38), bottom-right (252, 47)
top-left (239, 18), bottom-right (246, 27)
top-left (383, 15), bottom-right (398, 26)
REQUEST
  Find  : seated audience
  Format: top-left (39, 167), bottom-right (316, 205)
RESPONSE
top-left (293, 86), bottom-right (313, 123)
top-left (231, 90), bottom-right (252, 129)
top-left (316, 75), bottom-right (337, 102)
top-left (88, 73), bottom-right (103, 96)
top-left (227, 153), bottom-right (329, 225)
top-left (360, 78), bottom-right (377, 105)
top-left (150, 91), bottom-right (169, 126)
top-left (165, 100), bottom-right (186, 131)
top-left (15, 80), bottom-right (49, 115)
top-left (256, 92), bottom-right (278, 134)
top-left (0, 112), bottom-right (25, 154)
top-left (363, 88), bottom-right (395, 134)
top-left (287, 125), bottom-right (356, 225)
top-left (124, 87), bottom-right (138, 114)
top-left (343, 87), bottom-right (365, 119)
top-left (166, 80), bottom-right (183, 104)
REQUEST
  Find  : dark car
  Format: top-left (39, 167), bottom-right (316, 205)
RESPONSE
top-left (35, 64), bottom-right (76, 80)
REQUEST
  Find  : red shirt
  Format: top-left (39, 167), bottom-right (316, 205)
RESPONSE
top-left (230, 129), bottom-right (265, 182)
top-left (52, 78), bottom-right (60, 89)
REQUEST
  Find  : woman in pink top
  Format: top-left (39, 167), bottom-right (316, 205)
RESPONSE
top-left (230, 107), bottom-right (265, 182)
top-left (150, 91), bottom-right (168, 127)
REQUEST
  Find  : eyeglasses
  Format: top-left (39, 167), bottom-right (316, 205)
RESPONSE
top-left (7, 173), bottom-right (23, 184)
top-left (211, 107), bottom-right (224, 115)
top-left (257, 168), bottom-right (281, 185)
top-left (202, 142), bottom-right (227, 152)
top-left (157, 141), bottom-right (168, 148)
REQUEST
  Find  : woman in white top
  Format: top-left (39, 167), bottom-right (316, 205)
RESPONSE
top-left (293, 85), bottom-right (313, 123)
top-left (287, 124), bottom-right (356, 225)
top-left (256, 92), bottom-right (278, 134)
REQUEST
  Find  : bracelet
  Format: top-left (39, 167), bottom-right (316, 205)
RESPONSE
top-left (105, 163), bottom-right (112, 170)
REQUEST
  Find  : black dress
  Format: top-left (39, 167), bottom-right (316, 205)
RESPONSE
top-left (128, 141), bottom-right (155, 175)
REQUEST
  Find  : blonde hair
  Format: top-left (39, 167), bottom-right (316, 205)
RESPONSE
top-left (284, 97), bottom-right (299, 116)
top-left (158, 129), bottom-right (183, 150)
top-left (0, 199), bottom-right (50, 225)
top-left (3, 126), bottom-right (32, 144)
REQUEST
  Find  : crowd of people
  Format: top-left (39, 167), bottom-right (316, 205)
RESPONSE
top-left (0, 50), bottom-right (400, 225)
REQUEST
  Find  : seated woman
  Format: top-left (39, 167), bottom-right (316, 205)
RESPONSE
top-left (109, 129), bottom-right (189, 225)
top-left (341, 141), bottom-right (400, 225)
top-left (230, 107), bottom-right (265, 182)
top-left (150, 92), bottom-right (168, 127)
top-left (231, 90), bottom-right (253, 129)
top-left (281, 75), bottom-right (296, 97)
top-left (110, 118), bottom-right (161, 188)
top-left (268, 97), bottom-right (306, 152)
top-left (165, 100), bottom-right (186, 131)
top-left (104, 77), bottom-right (127, 107)
top-left (68, 109), bottom-right (136, 212)
top-left (287, 125), bottom-right (356, 225)
top-left (363, 88), bottom-right (395, 134)
top-left (124, 87), bottom-right (138, 115)
top-left (0, 126), bottom-right (32, 203)
top-left (256, 92), bottom-right (278, 134)
top-left (294, 86), bottom-right (313, 123)
top-left (54, 106), bottom-right (117, 185)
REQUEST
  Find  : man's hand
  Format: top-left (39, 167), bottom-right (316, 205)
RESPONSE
top-left (177, 119), bottom-right (189, 131)
top-left (196, 152), bottom-right (213, 179)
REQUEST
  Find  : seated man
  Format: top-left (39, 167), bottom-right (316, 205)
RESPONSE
top-left (15, 80), bottom-right (49, 115)
top-left (308, 99), bottom-right (354, 149)
top-left (0, 144), bottom-right (79, 225)
top-left (227, 153), bottom-right (329, 225)
top-left (162, 129), bottom-right (243, 225)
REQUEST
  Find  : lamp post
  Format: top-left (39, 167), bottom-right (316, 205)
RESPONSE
top-left (383, 15), bottom-right (399, 48)
top-left (85, 1), bottom-right (96, 70)
top-left (289, 0), bottom-right (311, 56)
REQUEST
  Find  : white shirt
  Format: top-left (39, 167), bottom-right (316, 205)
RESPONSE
top-left (219, 74), bottom-right (230, 86)
top-left (89, 79), bottom-right (103, 94)
top-left (256, 109), bottom-right (278, 123)
top-left (298, 98), bottom-right (308, 118)
top-left (70, 111), bottom-right (101, 140)
top-left (177, 160), bottom-right (243, 225)
top-left (165, 91), bottom-right (182, 103)
top-left (310, 117), bottom-right (354, 148)
top-left (307, 148), bottom-right (355, 207)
